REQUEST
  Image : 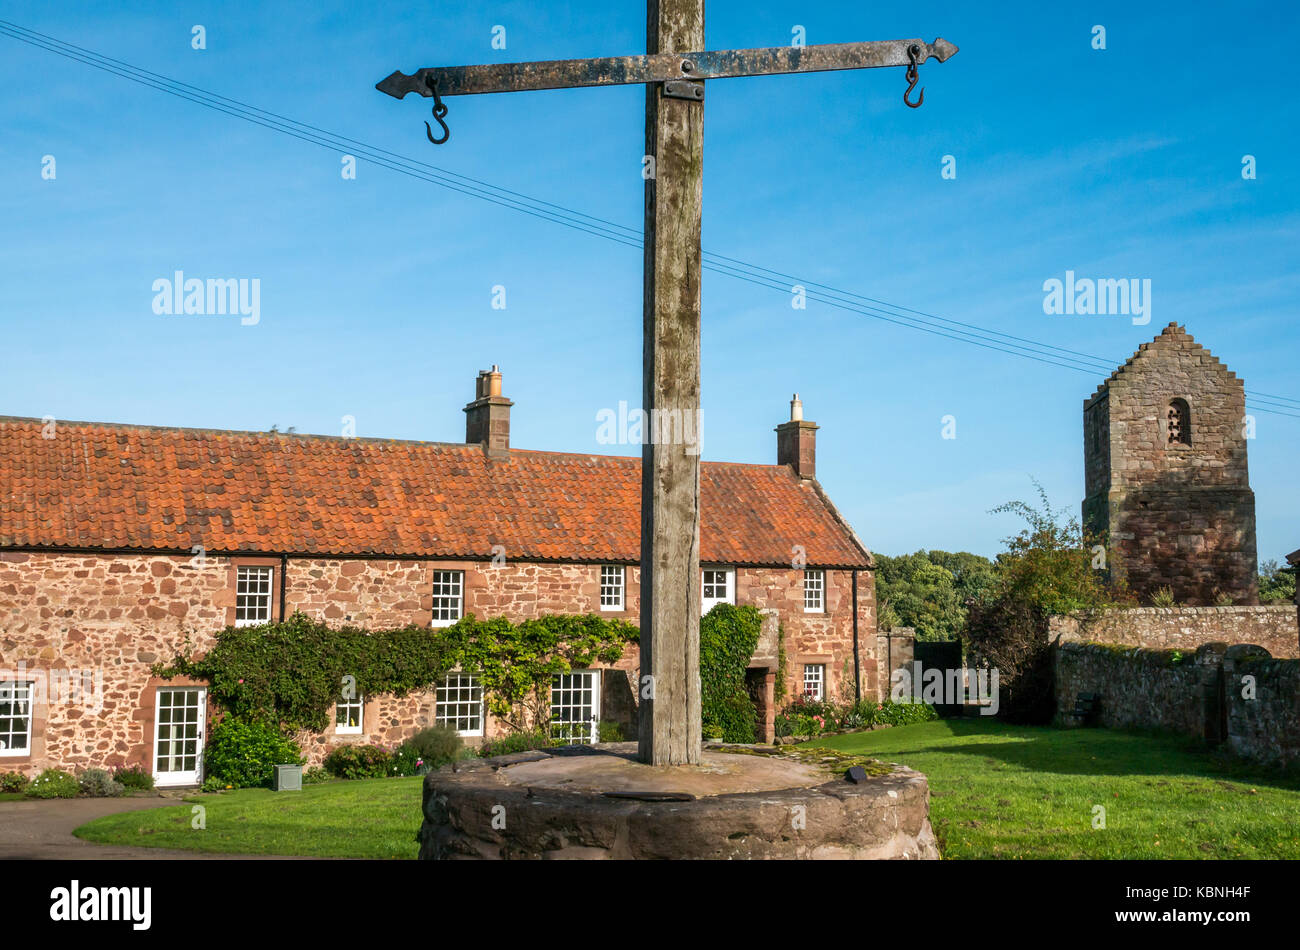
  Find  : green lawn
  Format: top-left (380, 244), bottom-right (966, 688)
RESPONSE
top-left (805, 719), bottom-right (1300, 859)
top-left (73, 776), bottom-right (424, 859)
top-left (72, 721), bottom-right (1300, 859)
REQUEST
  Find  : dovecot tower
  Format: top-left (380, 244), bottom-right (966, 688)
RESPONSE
top-left (1082, 323), bottom-right (1258, 605)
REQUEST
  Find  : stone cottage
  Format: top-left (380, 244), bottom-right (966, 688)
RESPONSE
top-left (0, 370), bottom-right (874, 784)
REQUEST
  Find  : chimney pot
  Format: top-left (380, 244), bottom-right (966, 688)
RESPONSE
top-left (790, 394), bottom-right (803, 422)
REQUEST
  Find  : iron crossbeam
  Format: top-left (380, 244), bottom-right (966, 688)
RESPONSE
top-left (376, 37), bottom-right (957, 99)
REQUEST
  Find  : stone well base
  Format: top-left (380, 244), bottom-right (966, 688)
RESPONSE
top-left (418, 743), bottom-right (938, 860)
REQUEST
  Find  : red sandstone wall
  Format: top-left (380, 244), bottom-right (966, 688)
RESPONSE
top-left (0, 551), bottom-right (871, 775)
top-left (1049, 606), bottom-right (1299, 658)
top-left (0, 551), bottom-right (229, 776)
top-left (738, 567), bottom-right (876, 705)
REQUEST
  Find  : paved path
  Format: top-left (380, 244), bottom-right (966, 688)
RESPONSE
top-left (0, 796), bottom-right (298, 859)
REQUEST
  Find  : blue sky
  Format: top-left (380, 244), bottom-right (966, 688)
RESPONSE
top-left (1, 0), bottom-right (1297, 563)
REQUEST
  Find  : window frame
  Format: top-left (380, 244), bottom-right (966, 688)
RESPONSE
top-left (0, 680), bottom-right (33, 757)
top-left (234, 564), bottom-right (275, 628)
top-left (803, 568), bottom-right (826, 613)
top-left (435, 672), bottom-right (485, 737)
top-left (701, 566), bottom-right (735, 613)
top-left (802, 664), bottom-right (826, 701)
top-left (599, 565), bottom-right (626, 611)
top-left (431, 569), bottom-right (465, 627)
top-left (335, 692), bottom-right (364, 735)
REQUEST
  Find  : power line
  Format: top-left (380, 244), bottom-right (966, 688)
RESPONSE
top-left (3, 19), bottom-right (1297, 419)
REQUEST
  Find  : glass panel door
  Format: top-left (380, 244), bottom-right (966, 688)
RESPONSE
top-left (549, 671), bottom-right (600, 744)
top-left (154, 687), bottom-right (206, 786)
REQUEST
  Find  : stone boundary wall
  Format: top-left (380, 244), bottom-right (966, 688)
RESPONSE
top-left (1053, 642), bottom-right (1217, 738)
top-left (875, 629), bottom-right (915, 703)
top-left (1050, 606), bottom-right (1299, 659)
top-left (1223, 649), bottom-right (1300, 764)
top-left (1054, 641), bottom-right (1300, 765)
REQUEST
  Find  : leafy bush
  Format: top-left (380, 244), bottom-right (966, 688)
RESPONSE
top-left (303, 766), bottom-right (331, 785)
top-left (700, 604), bottom-right (761, 743)
top-left (965, 480), bottom-right (1124, 724)
top-left (479, 728), bottom-right (553, 758)
top-left (597, 720), bottom-right (625, 743)
top-left (406, 726), bottom-right (463, 768)
top-left (775, 697), bottom-right (938, 738)
top-left (78, 768), bottom-right (125, 798)
top-left (875, 699), bottom-right (940, 727)
top-left (0, 771), bottom-right (29, 793)
top-left (113, 765), bottom-right (154, 791)
top-left (204, 716), bottom-right (305, 789)
top-left (25, 769), bottom-right (79, 799)
top-left (323, 744), bottom-right (390, 780)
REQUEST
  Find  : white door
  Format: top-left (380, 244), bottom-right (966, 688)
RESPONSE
top-left (154, 687), bottom-right (206, 786)
top-left (549, 671), bottom-right (600, 744)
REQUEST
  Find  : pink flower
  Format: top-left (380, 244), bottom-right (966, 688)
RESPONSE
top-left (237, 678), bottom-right (244, 684)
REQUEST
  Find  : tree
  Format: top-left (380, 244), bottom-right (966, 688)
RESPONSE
top-left (875, 549), bottom-right (996, 641)
top-left (1259, 559), bottom-right (1297, 604)
top-left (964, 480), bottom-right (1124, 723)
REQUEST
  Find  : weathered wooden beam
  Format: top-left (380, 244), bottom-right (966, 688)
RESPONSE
top-left (376, 37), bottom-right (957, 98)
top-left (638, 0), bottom-right (704, 768)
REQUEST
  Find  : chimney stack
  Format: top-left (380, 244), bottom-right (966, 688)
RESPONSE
top-left (464, 365), bottom-right (512, 458)
top-left (776, 393), bottom-right (817, 479)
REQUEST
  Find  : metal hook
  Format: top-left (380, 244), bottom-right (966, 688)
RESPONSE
top-left (424, 75), bottom-right (450, 144)
top-left (903, 44), bottom-right (924, 109)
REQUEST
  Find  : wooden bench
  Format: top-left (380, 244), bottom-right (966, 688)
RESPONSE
top-left (1070, 692), bottom-right (1099, 725)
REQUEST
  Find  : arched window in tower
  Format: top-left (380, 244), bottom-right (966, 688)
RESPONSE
top-left (1167, 398), bottom-right (1191, 446)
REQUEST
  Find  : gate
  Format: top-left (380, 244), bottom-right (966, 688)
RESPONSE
top-left (912, 640), bottom-right (964, 718)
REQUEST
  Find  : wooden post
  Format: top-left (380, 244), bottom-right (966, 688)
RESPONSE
top-left (377, 9), bottom-right (958, 769)
top-left (638, 0), bottom-right (704, 766)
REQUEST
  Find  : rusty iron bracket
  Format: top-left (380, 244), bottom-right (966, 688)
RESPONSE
top-left (377, 37), bottom-right (957, 100)
top-left (663, 79), bottom-right (704, 101)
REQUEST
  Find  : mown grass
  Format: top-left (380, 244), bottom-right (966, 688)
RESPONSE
top-left (73, 776), bottom-right (424, 859)
top-left (805, 719), bottom-right (1300, 859)
top-left (73, 721), bottom-right (1300, 859)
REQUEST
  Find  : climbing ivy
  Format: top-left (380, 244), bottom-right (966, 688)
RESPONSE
top-left (154, 611), bottom-right (638, 734)
top-left (699, 603), bottom-right (762, 742)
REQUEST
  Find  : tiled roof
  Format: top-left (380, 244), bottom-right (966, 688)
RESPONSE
top-left (0, 417), bottom-right (871, 568)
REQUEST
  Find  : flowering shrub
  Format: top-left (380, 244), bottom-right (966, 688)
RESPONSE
top-left (0, 771), bottom-right (29, 794)
top-left (775, 697), bottom-right (938, 738)
top-left (387, 743), bottom-right (424, 776)
top-left (25, 769), bottom-right (79, 799)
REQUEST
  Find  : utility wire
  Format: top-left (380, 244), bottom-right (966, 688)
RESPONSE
top-left (3, 19), bottom-right (1297, 419)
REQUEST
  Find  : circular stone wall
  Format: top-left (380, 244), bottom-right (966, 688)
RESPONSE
top-left (418, 743), bottom-right (938, 860)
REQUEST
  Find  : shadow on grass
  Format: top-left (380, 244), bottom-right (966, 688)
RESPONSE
top-left (819, 718), bottom-right (1300, 793)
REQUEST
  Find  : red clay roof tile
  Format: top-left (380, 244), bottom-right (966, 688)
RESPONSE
top-left (0, 417), bottom-right (870, 568)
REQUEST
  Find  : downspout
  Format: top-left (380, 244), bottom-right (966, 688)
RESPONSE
top-left (852, 569), bottom-right (861, 702)
top-left (279, 554), bottom-right (288, 621)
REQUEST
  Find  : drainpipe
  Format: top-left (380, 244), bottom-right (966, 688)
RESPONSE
top-left (852, 570), bottom-right (861, 702)
top-left (279, 554), bottom-right (288, 621)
